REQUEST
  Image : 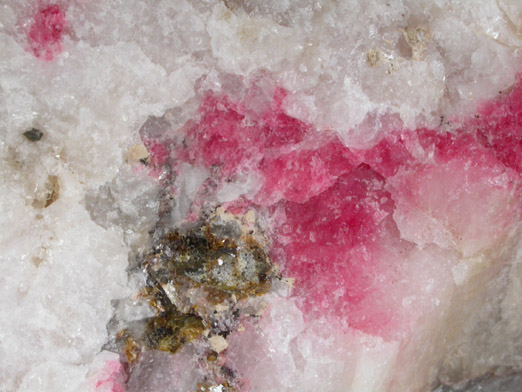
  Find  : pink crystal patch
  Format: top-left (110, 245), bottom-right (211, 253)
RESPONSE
top-left (475, 78), bottom-right (522, 174)
top-left (95, 360), bottom-right (126, 392)
top-left (144, 75), bottom-right (522, 339)
top-left (182, 89), bottom-right (309, 179)
top-left (272, 164), bottom-right (399, 334)
top-left (28, 5), bottom-right (68, 61)
top-left (254, 136), bottom-right (357, 205)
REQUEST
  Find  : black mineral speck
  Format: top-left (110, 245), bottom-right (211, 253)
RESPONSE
top-left (23, 128), bottom-right (43, 141)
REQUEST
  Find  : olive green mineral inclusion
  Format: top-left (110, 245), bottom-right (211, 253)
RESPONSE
top-left (120, 221), bottom-right (276, 362)
top-left (144, 310), bottom-right (204, 353)
top-left (146, 226), bottom-right (273, 303)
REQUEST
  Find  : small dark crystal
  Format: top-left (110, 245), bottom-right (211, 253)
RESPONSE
top-left (23, 128), bottom-right (43, 141)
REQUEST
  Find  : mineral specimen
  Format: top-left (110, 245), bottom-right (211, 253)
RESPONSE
top-left (28, 5), bottom-right (68, 61)
top-left (1, 1), bottom-right (522, 392)
top-left (109, 213), bottom-right (279, 390)
top-left (23, 128), bottom-right (43, 142)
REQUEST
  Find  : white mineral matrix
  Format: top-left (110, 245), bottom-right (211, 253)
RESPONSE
top-left (1, 1), bottom-right (522, 392)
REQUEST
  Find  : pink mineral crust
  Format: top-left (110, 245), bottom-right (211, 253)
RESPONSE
top-left (182, 88), bottom-right (309, 180)
top-left (254, 137), bottom-right (357, 205)
top-left (95, 360), bottom-right (126, 392)
top-left (142, 138), bottom-right (171, 180)
top-left (142, 74), bottom-right (522, 390)
top-left (475, 78), bottom-right (522, 174)
top-left (272, 165), bottom-right (402, 335)
top-left (28, 5), bottom-right (68, 61)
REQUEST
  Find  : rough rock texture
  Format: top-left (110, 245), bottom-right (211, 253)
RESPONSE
top-left (143, 75), bottom-right (520, 391)
top-left (1, 1), bottom-right (521, 391)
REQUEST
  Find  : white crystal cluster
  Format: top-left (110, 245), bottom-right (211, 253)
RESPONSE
top-left (0, 0), bottom-right (521, 391)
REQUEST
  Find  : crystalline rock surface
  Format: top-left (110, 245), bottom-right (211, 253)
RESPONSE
top-left (1, 1), bottom-right (522, 392)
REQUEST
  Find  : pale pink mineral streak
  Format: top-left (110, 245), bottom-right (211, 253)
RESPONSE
top-left (95, 360), bottom-right (126, 392)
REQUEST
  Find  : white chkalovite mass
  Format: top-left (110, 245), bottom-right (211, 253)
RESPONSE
top-left (1, 1), bottom-right (521, 391)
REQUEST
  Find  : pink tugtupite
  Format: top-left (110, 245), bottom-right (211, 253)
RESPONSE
top-left (136, 73), bottom-right (522, 391)
top-left (96, 360), bottom-right (126, 392)
top-left (28, 5), bottom-right (68, 61)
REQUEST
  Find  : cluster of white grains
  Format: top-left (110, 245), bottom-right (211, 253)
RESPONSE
top-left (0, 0), bottom-right (521, 391)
